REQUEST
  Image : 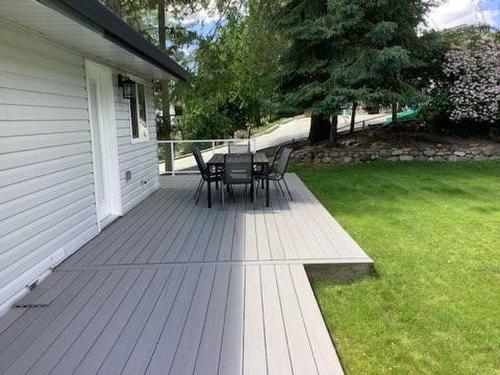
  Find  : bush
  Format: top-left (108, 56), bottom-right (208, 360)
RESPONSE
top-left (442, 30), bottom-right (500, 124)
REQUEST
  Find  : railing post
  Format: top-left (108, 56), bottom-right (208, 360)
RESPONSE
top-left (164, 142), bottom-right (169, 174)
top-left (170, 141), bottom-right (175, 176)
top-left (212, 141), bottom-right (215, 156)
top-left (362, 120), bottom-right (365, 130)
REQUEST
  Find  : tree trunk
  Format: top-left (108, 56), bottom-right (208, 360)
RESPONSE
top-left (158, 0), bottom-right (173, 173)
top-left (391, 102), bottom-right (399, 123)
top-left (309, 114), bottom-right (331, 144)
top-left (158, 0), bottom-right (166, 54)
top-left (105, 0), bottom-right (122, 16)
top-left (330, 111), bottom-right (338, 145)
top-left (350, 101), bottom-right (357, 133)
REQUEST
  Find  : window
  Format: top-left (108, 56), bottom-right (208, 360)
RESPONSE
top-left (130, 82), bottom-right (148, 142)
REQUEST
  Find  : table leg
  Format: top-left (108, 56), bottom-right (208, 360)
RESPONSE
top-left (207, 180), bottom-right (212, 208)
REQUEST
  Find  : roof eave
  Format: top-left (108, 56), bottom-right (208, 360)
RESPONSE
top-left (37, 0), bottom-right (190, 82)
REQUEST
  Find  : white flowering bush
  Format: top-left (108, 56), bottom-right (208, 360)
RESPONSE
top-left (443, 35), bottom-right (500, 124)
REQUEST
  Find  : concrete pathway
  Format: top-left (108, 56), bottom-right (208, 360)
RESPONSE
top-left (159, 113), bottom-right (387, 174)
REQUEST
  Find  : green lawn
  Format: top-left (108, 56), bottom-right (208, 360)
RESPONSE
top-left (294, 161), bottom-right (500, 374)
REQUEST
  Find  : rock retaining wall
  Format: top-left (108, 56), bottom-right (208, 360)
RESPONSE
top-left (291, 144), bottom-right (500, 164)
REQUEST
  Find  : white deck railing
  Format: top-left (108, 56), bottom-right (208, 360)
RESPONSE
top-left (158, 138), bottom-right (257, 175)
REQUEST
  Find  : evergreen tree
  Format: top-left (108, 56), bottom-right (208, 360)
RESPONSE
top-left (274, 0), bottom-right (434, 143)
top-left (274, 0), bottom-right (342, 143)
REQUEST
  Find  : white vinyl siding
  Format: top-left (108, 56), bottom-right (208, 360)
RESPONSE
top-left (113, 76), bottom-right (159, 213)
top-left (0, 22), bottom-right (99, 311)
top-left (0, 20), bottom-right (161, 314)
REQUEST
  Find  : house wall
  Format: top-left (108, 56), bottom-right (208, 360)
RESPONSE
top-left (0, 21), bottom-right (160, 313)
top-left (0, 22), bottom-right (98, 312)
top-left (112, 74), bottom-right (159, 214)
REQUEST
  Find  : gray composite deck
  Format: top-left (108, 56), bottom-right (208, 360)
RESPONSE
top-left (0, 174), bottom-right (372, 375)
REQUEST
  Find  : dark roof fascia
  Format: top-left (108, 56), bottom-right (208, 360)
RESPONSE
top-left (37, 0), bottom-right (190, 81)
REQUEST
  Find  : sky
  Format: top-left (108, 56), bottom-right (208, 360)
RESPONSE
top-left (426, 0), bottom-right (500, 29)
top-left (182, 0), bottom-right (500, 34)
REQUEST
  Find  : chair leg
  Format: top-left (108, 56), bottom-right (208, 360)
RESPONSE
top-left (272, 180), bottom-right (281, 198)
top-left (195, 179), bottom-right (204, 204)
top-left (198, 178), bottom-right (205, 195)
top-left (274, 180), bottom-right (285, 197)
top-left (194, 178), bottom-right (202, 199)
top-left (230, 185), bottom-right (236, 202)
top-left (282, 176), bottom-right (293, 200)
top-left (277, 180), bottom-right (285, 196)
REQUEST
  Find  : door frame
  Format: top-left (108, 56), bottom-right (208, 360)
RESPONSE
top-left (85, 60), bottom-right (122, 231)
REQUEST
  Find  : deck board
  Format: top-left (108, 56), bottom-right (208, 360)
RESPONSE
top-left (243, 265), bottom-right (267, 375)
top-left (260, 264), bottom-right (294, 375)
top-left (53, 268), bottom-right (163, 375)
top-left (193, 264), bottom-right (231, 375)
top-left (218, 265), bottom-right (246, 375)
top-left (57, 174), bottom-right (371, 267)
top-left (0, 173), bottom-right (373, 374)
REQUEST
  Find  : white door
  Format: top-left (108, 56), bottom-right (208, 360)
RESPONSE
top-left (86, 62), bottom-right (122, 228)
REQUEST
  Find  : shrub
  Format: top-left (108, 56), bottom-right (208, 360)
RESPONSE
top-left (442, 32), bottom-right (500, 124)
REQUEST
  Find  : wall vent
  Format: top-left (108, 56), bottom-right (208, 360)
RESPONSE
top-left (14, 285), bottom-right (52, 308)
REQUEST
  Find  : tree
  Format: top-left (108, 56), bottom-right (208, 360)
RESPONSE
top-left (172, 0), bottom-right (284, 139)
top-left (421, 26), bottom-right (500, 130)
top-left (350, 101), bottom-right (358, 133)
top-left (330, 0), bottom-right (434, 123)
top-left (102, 0), bottom-right (208, 169)
top-left (442, 27), bottom-right (499, 124)
top-left (273, 0), bottom-right (344, 144)
top-left (273, 0), bottom-right (433, 143)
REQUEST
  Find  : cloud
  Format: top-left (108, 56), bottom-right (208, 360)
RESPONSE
top-left (426, 0), bottom-right (500, 29)
top-left (174, 0), bottom-right (220, 26)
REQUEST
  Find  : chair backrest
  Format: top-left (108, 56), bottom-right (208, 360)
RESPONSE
top-left (274, 147), bottom-right (293, 176)
top-left (192, 147), bottom-right (207, 176)
top-left (228, 142), bottom-right (250, 154)
top-left (224, 153), bottom-right (253, 184)
top-left (270, 146), bottom-right (283, 170)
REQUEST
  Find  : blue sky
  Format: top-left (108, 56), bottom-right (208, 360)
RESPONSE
top-left (427, 0), bottom-right (500, 29)
top-left (479, 0), bottom-right (500, 25)
top-left (182, 0), bottom-right (500, 40)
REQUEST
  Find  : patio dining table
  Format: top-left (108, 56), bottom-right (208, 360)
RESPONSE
top-left (206, 152), bottom-right (270, 208)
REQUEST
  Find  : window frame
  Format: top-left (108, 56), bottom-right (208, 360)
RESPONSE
top-left (129, 79), bottom-right (149, 144)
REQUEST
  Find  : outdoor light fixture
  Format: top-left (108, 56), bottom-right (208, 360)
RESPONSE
top-left (118, 74), bottom-right (136, 100)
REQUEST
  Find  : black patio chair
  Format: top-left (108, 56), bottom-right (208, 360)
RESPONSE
top-left (254, 145), bottom-right (282, 189)
top-left (228, 142), bottom-right (251, 154)
top-left (193, 147), bottom-right (222, 204)
top-left (268, 146), bottom-right (293, 200)
top-left (222, 153), bottom-right (255, 207)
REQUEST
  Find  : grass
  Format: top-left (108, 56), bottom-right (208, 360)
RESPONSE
top-left (293, 161), bottom-right (500, 374)
top-left (252, 118), bottom-right (284, 135)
